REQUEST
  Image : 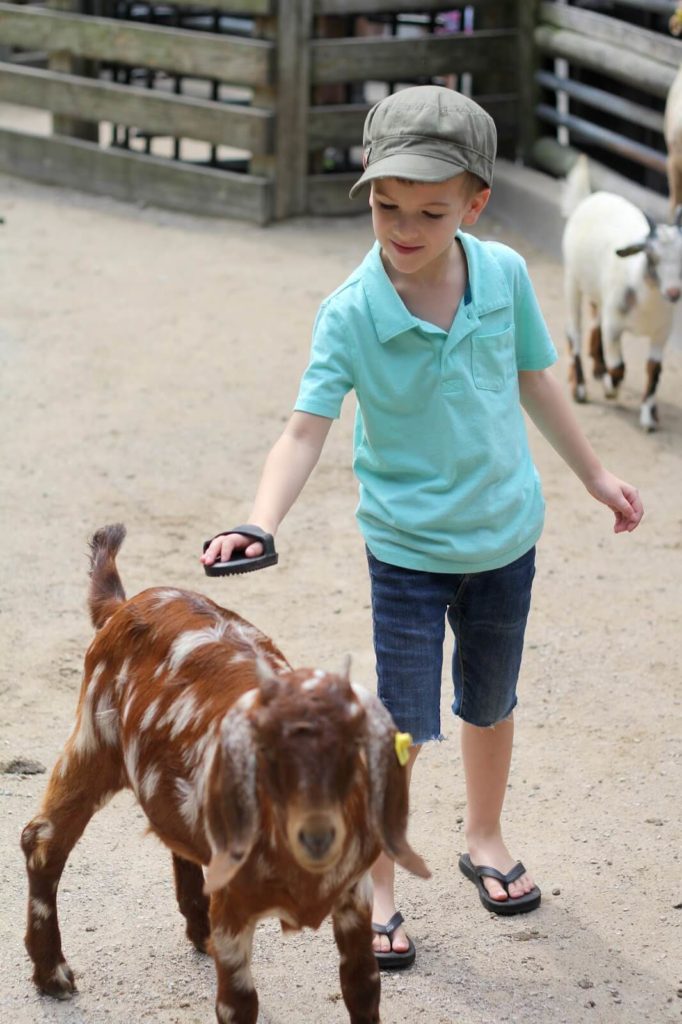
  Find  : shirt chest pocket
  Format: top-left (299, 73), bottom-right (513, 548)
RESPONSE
top-left (471, 325), bottom-right (516, 391)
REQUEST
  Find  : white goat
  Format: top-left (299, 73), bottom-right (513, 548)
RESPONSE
top-left (561, 155), bottom-right (682, 431)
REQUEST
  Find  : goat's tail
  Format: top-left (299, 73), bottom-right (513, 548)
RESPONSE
top-left (88, 523), bottom-right (127, 629)
top-left (561, 153), bottom-right (592, 218)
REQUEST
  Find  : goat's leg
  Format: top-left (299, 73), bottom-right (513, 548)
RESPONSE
top-left (209, 891), bottom-right (258, 1024)
top-left (588, 317), bottom-right (607, 381)
top-left (332, 878), bottom-right (381, 1024)
top-left (600, 315), bottom-right (626, 398)
top-left (172, 853), bottom-right (210, 952)
top-left (641, 345), bottom-right (664, 431)
top-left (565, 277), bottom-right (586, 402)
top-left (667, 154), bottom-right (682, 218)
top-left (21, 744), bottom-right (122, 997)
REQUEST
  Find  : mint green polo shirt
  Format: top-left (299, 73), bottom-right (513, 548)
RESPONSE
top-left (295, 231), bottom-right (557, 573)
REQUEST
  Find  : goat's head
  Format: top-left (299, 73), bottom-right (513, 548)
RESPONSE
top-left (203, 661), bottom-right (429, 892)
top-left (615, 218), bottom-right (682, 303)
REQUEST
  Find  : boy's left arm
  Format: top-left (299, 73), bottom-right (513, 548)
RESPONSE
top-left (518, 369), bottom-right (643, 533)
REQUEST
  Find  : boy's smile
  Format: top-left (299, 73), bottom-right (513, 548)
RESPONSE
top-left (370, 176), bottom-right (490, 284)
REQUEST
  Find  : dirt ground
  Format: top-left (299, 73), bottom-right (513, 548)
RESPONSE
top-left (1, 169), bottom-right (681, 1024)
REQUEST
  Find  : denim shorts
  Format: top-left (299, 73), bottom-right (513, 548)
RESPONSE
top-left (367, 545), bottom-right (536, 741)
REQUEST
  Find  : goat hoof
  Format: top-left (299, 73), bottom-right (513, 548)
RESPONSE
top-left (35, 960), bottom-right (76, 999)
top-left (640, 411), bottom-right (659, 432)
top-left (573, 384), bottom-right (587, 403)
top-left (188, 931), bottom-right (210, 954)
top-left (602, 375), bottom-right (618, 398)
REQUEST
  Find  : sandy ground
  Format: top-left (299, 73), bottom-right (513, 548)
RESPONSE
top-left (1, 169), bottom-right (681, 1024)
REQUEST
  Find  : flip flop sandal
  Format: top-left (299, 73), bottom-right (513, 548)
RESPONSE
top-left (371, 911), bottom-right (416, 970)
top-left (203, 525), bottom-right (278, 577)
top-left (459, 853), bottom-right (541, 916)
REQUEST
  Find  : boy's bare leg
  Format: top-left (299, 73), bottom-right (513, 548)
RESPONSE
top-left (371, 746), bottom-right (420, 953)
top-left (461, 715), bottom-right (536, 901)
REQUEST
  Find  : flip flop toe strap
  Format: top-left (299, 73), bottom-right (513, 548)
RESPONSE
top-left (475, 861), bottom-right (526, 887)
top-left (501, 861), bottom-right (527, 886)
top-left (372, 911), bottom-right (404, 939)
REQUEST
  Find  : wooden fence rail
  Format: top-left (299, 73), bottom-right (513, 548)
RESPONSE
top-left (0, 4), bottom-right (274, 84)
top-left (0, 63), bottom-right (273, 151)
top-left (310, 30), bottom-right (515, 85)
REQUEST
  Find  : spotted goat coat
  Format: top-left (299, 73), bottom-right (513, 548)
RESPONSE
top-left (21, 524), bottom-right (429, 1024)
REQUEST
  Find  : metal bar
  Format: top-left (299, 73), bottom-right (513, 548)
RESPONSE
top-left (582, 0), bottom-right (676, 13)
top-left (535, 70), bottom-right (665, 135)
top-left (536, 103), bottom-right (667, 174)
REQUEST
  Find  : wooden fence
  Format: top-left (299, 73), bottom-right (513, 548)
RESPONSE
top-left (527, 0), bottom-right (682, 192)
top-left (1, 0), bottom-right (680, 221)
top-left (0, 0), bottom-right (519, 222)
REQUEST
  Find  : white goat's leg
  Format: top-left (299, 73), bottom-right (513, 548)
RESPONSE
top-left (587, 306), bottom-right (607, 382)
top-left (640, 343), bottom-right (664, 431)
top-left (565, 275), bottom-right (586, 401)
top-left (667, 154), bottom-right (682, 218)
top-left (600, 315), bottom-right (626, 398)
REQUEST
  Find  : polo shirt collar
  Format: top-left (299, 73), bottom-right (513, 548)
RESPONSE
top-left (456, 230), bottom-right (512, 316)
top-left (361, 242), bottom-right (416, 344)
top-left (361, 232), bottom-right (512, 345)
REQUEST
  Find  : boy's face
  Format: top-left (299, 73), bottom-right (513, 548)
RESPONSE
top-left (369, 176), bottom-right (490, 277)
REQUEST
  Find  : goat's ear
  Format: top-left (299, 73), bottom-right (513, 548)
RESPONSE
top-left (352, 685), bottom-right (430, 880)
top-left (615, 241), bottom-right (646, 258)
top-left (255, 653), bottom-right (283, 704)
top-left (203, 702), bottom-right (259, 894)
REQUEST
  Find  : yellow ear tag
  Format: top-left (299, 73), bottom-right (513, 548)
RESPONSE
top-left (394, 732), bottom-right (412, 767)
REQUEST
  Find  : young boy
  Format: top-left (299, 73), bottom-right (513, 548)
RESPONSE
top-left (202, 86), bottom-right (643, 969)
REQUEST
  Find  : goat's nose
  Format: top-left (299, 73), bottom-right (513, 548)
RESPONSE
top-left (298, 825), bottom-right (336, 860)
top-left (666, 287), bottom-right (681, 302)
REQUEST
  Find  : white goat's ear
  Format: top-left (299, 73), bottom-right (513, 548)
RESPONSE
top-left (203, 705), bottom-right (259, 894)
top-left (615, 242), bottom-right (646, 258)
top-left (351, 685), bottom-right (430, 880)
top-left (340, 653), bottom-right (352, 680)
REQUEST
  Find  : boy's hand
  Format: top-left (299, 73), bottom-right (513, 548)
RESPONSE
top-left (585, 469), bottom-right (643, 534)
top-left (201, 533), bottom-right (264, 567)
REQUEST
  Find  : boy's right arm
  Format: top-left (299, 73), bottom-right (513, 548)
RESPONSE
top-left (201, 411), bottom-right (333, 566)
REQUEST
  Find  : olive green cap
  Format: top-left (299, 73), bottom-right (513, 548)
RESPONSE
top-left (349, 85), bottom-right (497, 199)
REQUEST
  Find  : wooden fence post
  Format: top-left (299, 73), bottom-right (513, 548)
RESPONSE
top-left (47, 0), bottom-right (98, 141)
top-left (254, 0), bottom-right (313, 219)
top-left (517, 0), bottom-right (540, 165)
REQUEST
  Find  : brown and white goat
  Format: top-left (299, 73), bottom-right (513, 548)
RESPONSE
top-left (21, 524), bottom-right (429, 1024)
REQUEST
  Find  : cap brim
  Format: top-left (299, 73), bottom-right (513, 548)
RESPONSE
top-left (349, 153), bottom-right (467, 199)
